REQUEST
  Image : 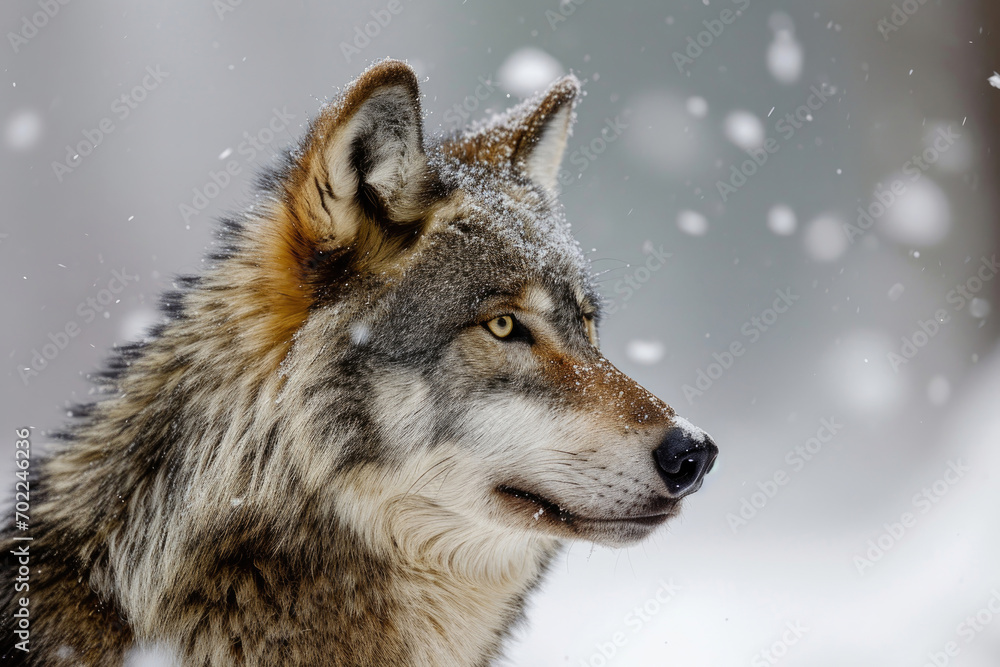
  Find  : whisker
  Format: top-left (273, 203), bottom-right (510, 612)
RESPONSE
top-left (404, 455), bottom-right (456, 497)
top-left (411, 458), bottom-right (460, 496)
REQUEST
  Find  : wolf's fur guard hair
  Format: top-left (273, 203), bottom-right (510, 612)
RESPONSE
top-left (1, 60), bottom-right (715, 666)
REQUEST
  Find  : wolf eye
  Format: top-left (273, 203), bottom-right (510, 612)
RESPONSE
top-left (486, 315), bottom-right (515, 338)
top-left (482, 314), bottom-right (535, 344)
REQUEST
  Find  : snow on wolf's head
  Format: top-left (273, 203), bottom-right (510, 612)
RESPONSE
top-left (227, 59), bottom-right (718, 562)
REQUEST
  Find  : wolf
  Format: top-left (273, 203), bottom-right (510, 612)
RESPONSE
top-left (1, 59), bottom-right (717, 666)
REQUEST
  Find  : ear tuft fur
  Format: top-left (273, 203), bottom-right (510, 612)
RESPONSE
top-left (225, 60), bottom-right (447, 366)
top-left (333, 62), bottom-right (429, 223)
top-left (442, 74), bottom-right (580, 193)
top-left (281, 59), bottom-right (442, 260)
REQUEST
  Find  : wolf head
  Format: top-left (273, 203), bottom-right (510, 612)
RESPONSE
top-left (155, 60), bottom-right (716, 579)
top-left (224, 59), bottom-right (720, 554)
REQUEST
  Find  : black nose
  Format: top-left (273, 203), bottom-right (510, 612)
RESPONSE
top-left (654, 427), bottom-right (718, 498)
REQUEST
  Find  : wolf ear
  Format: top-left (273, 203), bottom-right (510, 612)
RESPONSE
top-left (443, 75), bottom-right (580, 192)
top-left (284, 59), bottom-right (439, 256)
top-left (223, 61), bottom-right (443, 369)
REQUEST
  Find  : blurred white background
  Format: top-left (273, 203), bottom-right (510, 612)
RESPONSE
top-left (2, 0), bottom-right (999, 664)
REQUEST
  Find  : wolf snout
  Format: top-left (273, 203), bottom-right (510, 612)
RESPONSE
top-left (653, 427), bottom-right (718, 499)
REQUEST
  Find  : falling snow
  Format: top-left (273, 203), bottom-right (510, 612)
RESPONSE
top-left (767, 204), bottom-right (797, 236)
top-left (723, 110), bottom-right (765, 151)
top-left (677, 209), bottom-right (709, 236)
top-left (969, 297), bottom-right (991, 319)
top-left (686, 96), bottom-right (709, 118)
top-left (880, 176), bottom-right (952, 246)
top-left (803, 214), bottom-right (847, 262)
top-left (5, 109), bottom-right (43, 151)
top-left (498, 47), bottom-right (564, 97)
top-left (767, 30), bottom-right (804, 84)
top-left (626, 340), bottom-right (665, 365)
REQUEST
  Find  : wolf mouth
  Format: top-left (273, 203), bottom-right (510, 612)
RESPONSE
top-left (495, 485), bottom-right (673, 528)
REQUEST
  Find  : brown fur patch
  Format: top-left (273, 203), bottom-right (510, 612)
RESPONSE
top-left (225, 61), bottom-right (448, 368)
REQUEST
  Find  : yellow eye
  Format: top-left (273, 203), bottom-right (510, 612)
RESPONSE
top-left (486, 315), bottom-right (515, 338)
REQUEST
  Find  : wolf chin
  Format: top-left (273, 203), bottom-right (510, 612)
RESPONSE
top-left (1, 60), bottom-right (717, 666)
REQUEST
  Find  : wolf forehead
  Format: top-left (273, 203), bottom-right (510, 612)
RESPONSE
top-left (404, 164), bottom-right (597, 303)
top-left (341, 187), bottom-right (599, 357)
